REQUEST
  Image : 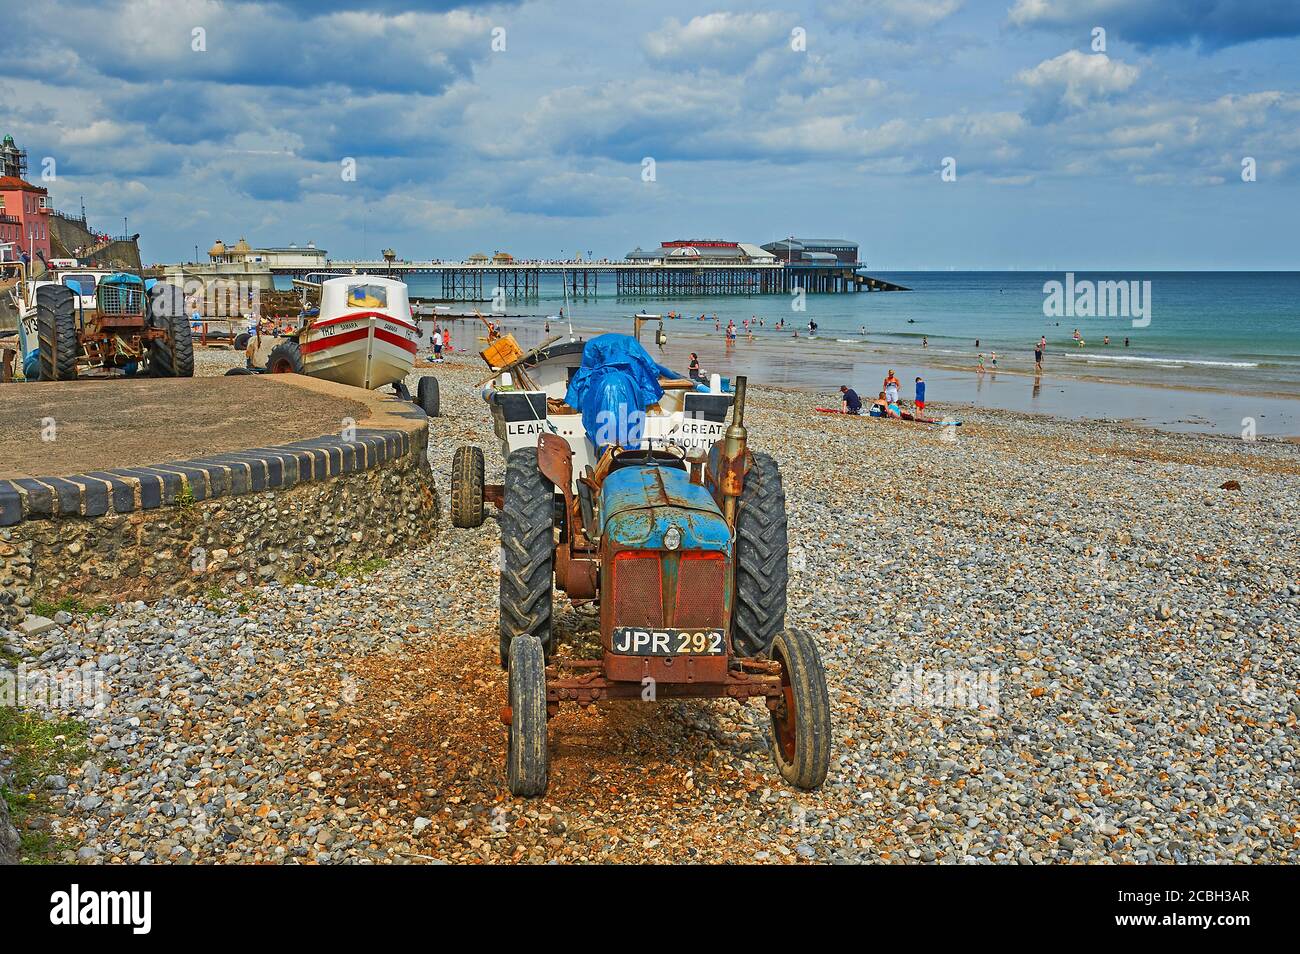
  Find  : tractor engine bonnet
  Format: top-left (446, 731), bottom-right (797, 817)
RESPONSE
top-left (599, 462), bottom-right (732, 681)
top-left (599, 463), bottom-right (730, 552)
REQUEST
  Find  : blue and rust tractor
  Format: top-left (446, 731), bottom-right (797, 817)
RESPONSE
top-left (498, 373), bottom-right (832, 797)
top-left (28, 272), bottom-right (192, 380)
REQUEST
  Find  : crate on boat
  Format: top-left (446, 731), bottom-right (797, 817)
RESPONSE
top-left (481, 334), bottom-right (524, 370)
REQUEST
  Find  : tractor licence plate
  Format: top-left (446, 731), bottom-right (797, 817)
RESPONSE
top-left (610, 627), bottom-right (725, 656)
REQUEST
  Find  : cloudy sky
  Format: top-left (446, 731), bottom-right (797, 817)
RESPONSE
top-left (2, 0), bottom-right (1297, 268)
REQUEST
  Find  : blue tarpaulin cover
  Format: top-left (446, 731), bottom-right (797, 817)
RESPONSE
top-left (564, 334), bottom-right (682, 450)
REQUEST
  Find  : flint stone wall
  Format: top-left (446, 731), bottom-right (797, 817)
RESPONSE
top-left (0, 427), bottom-right (436, 623)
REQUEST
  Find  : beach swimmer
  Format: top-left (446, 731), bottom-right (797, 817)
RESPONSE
top-left (840, 385), bottom-right (862, 415)
top-left (1035, 335), bottom-right (1045, 371)
top-left (914, 376), bottom-right (926, 413)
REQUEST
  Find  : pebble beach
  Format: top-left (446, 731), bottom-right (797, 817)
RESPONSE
top-left (6, 347), bottom-right (1299, 864)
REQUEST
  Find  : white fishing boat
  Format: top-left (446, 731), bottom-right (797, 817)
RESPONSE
top-left (264, 275), bottom-right (419, 390)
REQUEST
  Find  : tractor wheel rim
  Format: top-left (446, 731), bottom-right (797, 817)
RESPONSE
top-left (773, 641), bottom-right (797, 762)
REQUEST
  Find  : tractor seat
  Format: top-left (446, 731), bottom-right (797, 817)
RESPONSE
top-left (608, 448), bottom-right (688, 474)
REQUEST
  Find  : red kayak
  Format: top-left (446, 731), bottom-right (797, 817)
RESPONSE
top-left (815, 407), bottom-right (961, 426)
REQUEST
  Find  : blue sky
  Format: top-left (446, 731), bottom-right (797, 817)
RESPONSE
top-left (1, 0), bottom-right (1297, 268)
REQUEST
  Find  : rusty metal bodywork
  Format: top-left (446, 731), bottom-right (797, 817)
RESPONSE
top-left (80, 275), bottom-right (166, 369)
top-left (527, 373), bottom-right (787, 713)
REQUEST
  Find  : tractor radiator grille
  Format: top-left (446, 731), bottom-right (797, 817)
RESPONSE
top-left (99, 283), bottom-right (143, 316)
top-left (674, 553), bottom-right (725, 629)
top-left (611, 552), bottom-right (663, 628)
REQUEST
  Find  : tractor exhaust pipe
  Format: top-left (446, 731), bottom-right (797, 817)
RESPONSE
top-left (721, 375), bottom-right (748, 524)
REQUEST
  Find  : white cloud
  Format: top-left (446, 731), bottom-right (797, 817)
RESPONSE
top-left (643, 12), bottom-right (790, 70)
top-left (822, 0), bottom-right (964, 31)
top-left (1015, 50), bottom-right (1140, 123)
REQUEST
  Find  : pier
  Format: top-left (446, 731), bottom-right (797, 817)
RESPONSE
top-left (263, 260), bottom-right (909, 300)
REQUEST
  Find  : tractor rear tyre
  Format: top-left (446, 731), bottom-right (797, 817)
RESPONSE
top-left (451, 444), bottom-right (486, 528)
top-left (506, 634), bottom-right (549, 797)
top-left (732, 451), bottom-right (788, 658)
top-left (36, 284), bottom-right (78, 381)
top-left (768, 627), bottom-right (831, 790)
top-left (267, 340), bottom-right (305, 374)
top-left (416, 375), bottom-right (440, 417)
top-left (498, 448), bottom-right (555, 667)
top-left (148, 283), bottom-right (194, 377)
top-left (234, 331), bottom-right (251, 350)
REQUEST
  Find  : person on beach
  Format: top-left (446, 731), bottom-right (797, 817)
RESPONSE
top-left (914, 376), bottom-right (926, 413)
top-left (990, 351), bottom-right (998, 370)
top-left (689, 353), bottom-right (702, 382)
top-left (977, 353), bottom-right (986, 373)
top-left (1124, 337), bottom-right (1130, 347)
top-left (840, 385), bottom-right (862, 415)
top-left (1103, 335), bottom-right (1110, 346)
top-left (870, 391), bottom-right (900, 418)
top-left (1034, 338), bottom-right (1044, 372)
top-left (922, 336), bottom-right (929, 349)
top-left (883, 370), bottom-right (900, 404)
top-left (432, 327), bottom-right (444, 363)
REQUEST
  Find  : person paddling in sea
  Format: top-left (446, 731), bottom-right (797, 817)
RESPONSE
top-left (1035, 335), bottom-right (1046, 372)
top-left (839, 385), bottom-right (862, 415)
top-left (977, 353), bottom-right (986, 374)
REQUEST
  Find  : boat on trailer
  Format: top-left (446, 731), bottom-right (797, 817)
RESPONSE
top-left (299, 276), bottom-right (419, 389)
top-left (257, 275), bottom-right (419, 390)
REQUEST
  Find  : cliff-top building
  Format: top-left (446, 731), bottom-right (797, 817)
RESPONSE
top-left (0, 175), bottom-right (51, 263)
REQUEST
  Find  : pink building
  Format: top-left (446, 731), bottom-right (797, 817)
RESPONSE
top-left (0, 175), bottom-right (51, 264)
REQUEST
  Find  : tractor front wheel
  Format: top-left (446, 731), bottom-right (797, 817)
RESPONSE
top-left (732, 451), bottom-right (788, 657)
top-left (498, 448), bottom-right (555, 667)
top-left (148, 283), bottom-right (194, 377)
top-left (506, 634), bottom-right (549, 797)
top-left (451, 444), bottom-right (486, 528)
top-left (267, 340), bottom-right (305, 374)
top-left (36, 284), bottom-right (78, 381)
top-left (768, 627), bottom-right (831, 790)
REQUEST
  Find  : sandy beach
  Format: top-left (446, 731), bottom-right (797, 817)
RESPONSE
top-left (13, 347), bottom-right (1298, 864)
top-left (412, 317), bottom-right (1300, 439)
